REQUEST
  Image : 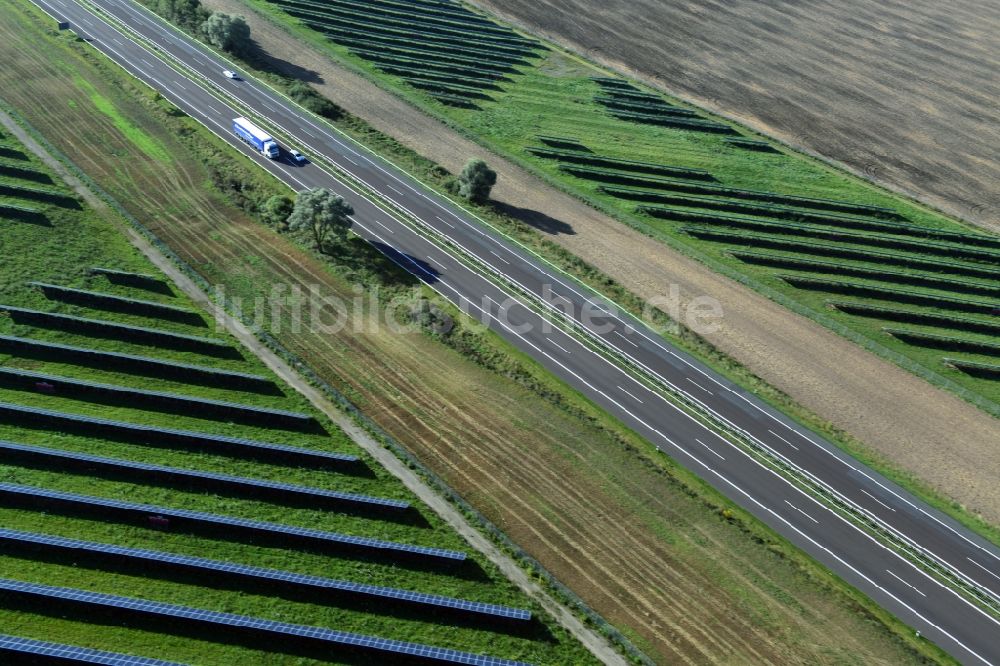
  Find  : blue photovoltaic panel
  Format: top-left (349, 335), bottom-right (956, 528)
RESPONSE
top-left (0, 401), bottom-right (357, 467)
top-left (0, 579), bottom-right (530, 665)
top-left (0, 528), bottom-right (530, 621)
top-left (0, 483), bottom-right (464, 562)
top-left (0, 365), bottom-right (314, 428)
top-left (0, 633), bottom-right (187, 665)
top-left (0, 334), bottom-right (272, 389)
top-left (0, 440), bottom-right (406, 511)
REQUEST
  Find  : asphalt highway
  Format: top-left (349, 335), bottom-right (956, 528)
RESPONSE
top-left (26, 0), bottom-right (1000, 661)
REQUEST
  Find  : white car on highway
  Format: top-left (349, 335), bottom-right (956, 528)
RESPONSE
top-left (222, 69), bottom-right (239, 80)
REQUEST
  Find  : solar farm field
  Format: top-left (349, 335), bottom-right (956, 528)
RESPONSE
top-left (0, 128), bottom-right (595, 664)
top-left (246, 0), bottom-right (1000, 411)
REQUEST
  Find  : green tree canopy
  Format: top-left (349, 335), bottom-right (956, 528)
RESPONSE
top-left (260, 194), bottom-right (294, 228)
top-left (457, 158), bottom-right (497, 204)
top-left (288, 188), bottom-right (354, 251)
top-left (200, 13), bottom-right (251, 56)
top-left (155, 0), bottom-right (208, 32)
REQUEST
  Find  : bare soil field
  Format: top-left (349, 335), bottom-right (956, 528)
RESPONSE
top-left (208, 0), bottom-right (1000, 527)
top-left (472, 0), bottom-right (1000, 233)
top-left (0, 4), bottom-right (935, 663)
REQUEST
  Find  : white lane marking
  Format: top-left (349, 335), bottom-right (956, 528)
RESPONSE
top-left (206, 104), bottom-right (222, 116)
top-left (262, 102), bottom-right (277, 112)
top-left (141, 58), bottom-right (154, 68)
top-left (303, 128), bottom-right (316, 138)
top-left (695, 438), bottom-right (725, 460)
top-left (343, 155), bottom-right (357, 165)
top-left (426, 255), bottom-right (446, 271)
top-left (490, 250), bottom-right (509, 264)
top-left (371, 219), bottom-right (394, 234)
top-left (861, 488), bottom-right (895, 512)
top-left (886, 569), bottom-right (926, 597)
top-left (547, 337), bottom-right (571, 355)
top-left (435, 215), bottom-right (454, 229)
top-left (175, 80), bottom-right (187, 90)
top-left (387, 185), bottom-right (404, 195)
top-left (613, 329), bottom-right (638, 348)
top-left (617, 385), bottom-right (644, 403)
top-left (768, 429), bottom-right (800, 451)
top-left (784, 500), bottom-right (819, 524)
top-left (112, 37), bottom-right (123, 46)
top-left (967, 558), bottom-right (1000, 584)
top-left (686, 377), bottom-right (713, 395)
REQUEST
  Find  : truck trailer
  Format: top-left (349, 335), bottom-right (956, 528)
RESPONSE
top-left (232, 117), bottom-right (280, 159)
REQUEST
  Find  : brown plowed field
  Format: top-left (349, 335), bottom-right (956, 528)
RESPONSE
top-left (0, 4), bottom-right (932, 663)
top-left (471, 0), bottom-right (1000, 233)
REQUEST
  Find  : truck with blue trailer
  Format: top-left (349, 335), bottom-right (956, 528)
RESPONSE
top-left (232, 117), bottom-right (280, 159)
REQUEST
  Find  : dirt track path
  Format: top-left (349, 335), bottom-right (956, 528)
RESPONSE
top-left (209, 0), bottom-right (1000, 525)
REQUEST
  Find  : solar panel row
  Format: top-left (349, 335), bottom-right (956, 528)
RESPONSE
top-left (89, 267), bottom-right (171, 295)
top-left (0, 334), bottom-right (277, 393)
top-left (0, 579), bottom-right (530, 665)
top-left (0, 483), bottom-right (465, 563)
top-left (0, 633), bottom-right (187, 666)
top-left (0, 304), bottom-right (234, 357)
top-left (0, 366), bottom-right (314, 430)
top-left (0, 528), bottom-right (529, 621)
top-left (0, 440), bottom-right (405, 512)
top-left (0, 401), bottom-right (355, 469)
top-left (30, 282), bottom-right (205, 326)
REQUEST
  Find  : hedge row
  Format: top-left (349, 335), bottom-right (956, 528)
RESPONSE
top-left (0, 334), bottom-right (279, 394)
top-left (599, 184), bottom-right (900, 218)
top-left (944, 358), bottom-right (1000, 380)
top-left (608, 110), bottom-right (737, 135)
top-left (0, 182), bottom-right (79, 209)
top-left (350, 48), bottom-right (509, 81)
top-left (89, 267), bottom-right (172, 295)
top-left (723, 137), bottom-right (780, 154)
top-left (594, 96), bottom-right (696, 118)
top-left (682, 227), bottom-right (999, 281)
top-left (642, 195), bottom-right (999, 248)
top-left (530, 147), bottom-right (714, 180)
top-left (648, 211), bottom-right (1000, 263)
top-left (0, 305), bottom-right (234, 358)
top-left (278, 0), bottom-right (534, 50)
top-left (779, 275), bottom-right (999, 315)
top-left (279, 3), bottom-right (535, 60)
top-left (30, 282), bottom-right (207, 327)
top-left (294, 15), bottom-right (531, 67)
top-left (885, 329), bottom-right (1000, 358)
top-left (730, 251), bottom-right (1000, 299)
top-left (0, 202), bottom-right (47, 225)
top-left (0, 366), bottom-right (315, 431)
top-left (0, 160), bottom-right (53, 184)
top-left (0, 146), bottom-right (28, 161)
top-left (828, 301), bottom-right (1000, 336)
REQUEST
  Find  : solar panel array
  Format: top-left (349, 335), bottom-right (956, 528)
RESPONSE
top-left (0, 401), bottom-right (356, 468)
top-left (0, 334), bottom-right (275, 392)
top-left (0, 633), bottom-right (186, 666)
top-left (29, 281), bottom-right (203, 325)
top-left (0, 528), bottom-right (529, 622)
top-left (89, 267), bottom-right (170, 293)
top-left (0, 304), bottom-right (231, 355)
top-left (0, 440), bottom-right (405, 512)
top-left (0, 365), bottom-right (314, 430)
top-left (0, 579), bottom-right (529, 665)
top-left (0, 483), bottom-right (465, 563)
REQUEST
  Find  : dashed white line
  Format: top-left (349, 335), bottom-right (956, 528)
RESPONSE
top-left (141, 59), bottom-right (154, 68)
top-left (768, 428), bottom-right (800, 451)
top-left (967, 558), bottom-right (1000, 584)
top-left (784, 500), bottom-right (819, 524)
top-left (426, 256), bottom-right (446, 271)
top-left (206, 104), bottom-right (221, 116)
top-left (886, 569), bottom-right (926, 597)
top-left (617, 385), bottom-right (644, 403)
top-left (387, 185), bottom-right (404, 195)
top-left (435, 215), bottom-right (454, 229)
top-left (490, 250), bottom-right (510, 264)
top-left (686, 377), bottom-right (713, 395)
top-left (547, 337), bottom-right (572, 354)
top-left (175, 80), bottom-right (187, 90)
top-left (613, 329), bottom-right (638, 347)
top-left (112, 37), bottom-right (123, 46)
top-left (370, 219), bottom-right (394, 234)
top-left (860, 488), bottom-right (895, 511)
top-left (695, 438), bottom-right (725, 460)
top-left (343, 155), bottom-right (357, 165)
